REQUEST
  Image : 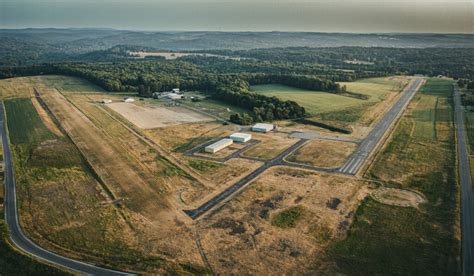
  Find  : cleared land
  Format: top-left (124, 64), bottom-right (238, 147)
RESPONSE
top-left (197, 167), bottom-right (371, 274)
top-left (107, 102), bottom-right (213, 129)
top-left (371, 188), bottom-right (425, 208)
top-left (326, 78), bottom-right (460, 274)
top-left (241, 132), bottom-right (296, 160)
top-left (286, 139), bottom-right (357, 168)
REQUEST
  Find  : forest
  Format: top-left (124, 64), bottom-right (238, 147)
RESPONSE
top-left (1, 39), bottom-right (473, 124)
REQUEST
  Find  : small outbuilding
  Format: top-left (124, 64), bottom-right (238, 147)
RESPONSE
top-left (229, 132), bottom-right (251, 143)
top-left (172, 88), bottom-right (181, 94)
top-left (252, 123), bottom-right (274, 133)
top-left (205, 138), bottom-right (233, 154)
top-left (101, 99), bottom-right (112, 104)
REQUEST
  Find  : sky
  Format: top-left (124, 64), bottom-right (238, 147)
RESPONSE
top-left (0, 0), bottom-right (472, 33)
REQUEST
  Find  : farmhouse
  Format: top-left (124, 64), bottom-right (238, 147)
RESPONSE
top-left (252, 123), bottom-right (274, 133)
top-left (230, 132), bottom-right (251, 143)
top-left (205, 138), bottom-right (233, 153)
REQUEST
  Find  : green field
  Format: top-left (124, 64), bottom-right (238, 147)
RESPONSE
top-left (339, 77), bottom-right (406, 99)
top-left (251, 84), bottom-right (367, 115)
top-left (4, 99), bottom-right (56, 144)
top-left (32, 75), bottom-right (106, 93)
top-left (326, 78), bottom-right (459, 274)
top-left (251, 78), bottom-right (406, 123)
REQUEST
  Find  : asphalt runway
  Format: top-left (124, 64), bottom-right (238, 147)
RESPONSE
top-left (338, 78), bottom-right (423, 175)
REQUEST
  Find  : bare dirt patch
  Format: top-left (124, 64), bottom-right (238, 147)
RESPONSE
top-left (286, 139), bottom-right (357, 168)
top-left (196, 167), bottom-right (371, 274)
top-left (107, 102), bottom-right (213, 129)
top-left (371, 188), bottom-right (426, 208)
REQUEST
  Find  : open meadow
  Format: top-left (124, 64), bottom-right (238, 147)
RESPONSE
top-left (252, 77), bottom-right (408, 128)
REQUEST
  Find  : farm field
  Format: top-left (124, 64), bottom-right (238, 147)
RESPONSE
top-left (286, 140), bottom-right (357, 168)
top-left (326, 78), bottom-right (460, 274)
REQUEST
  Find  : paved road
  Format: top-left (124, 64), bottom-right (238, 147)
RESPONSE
top-left (184, 139), bottom-right (308, 219)
top-left (453, 87), bottom-right (474, 276)
top-left (339, 78), bottom-right (423, 175)
top-left (1, 102), bottom-right (132, 275)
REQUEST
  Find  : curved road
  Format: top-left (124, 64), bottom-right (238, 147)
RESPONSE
top-left (1, 102), bottom-right (132, 275)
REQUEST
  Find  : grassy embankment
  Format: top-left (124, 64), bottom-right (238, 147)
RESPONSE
top-left (3, 97), bottom-right (165, 271)
top-left (325, 78), bottom-right (460, 274)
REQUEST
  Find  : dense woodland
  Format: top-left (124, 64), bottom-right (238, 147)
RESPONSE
top-left (1, 31), bottom-right (473, 124)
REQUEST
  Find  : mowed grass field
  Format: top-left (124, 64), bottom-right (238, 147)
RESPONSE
top-left (326, 78), bottom-right (459, 274)
top-left (251, 77), bottom-right (407, 123)
top-left (251, 84), bottom-right (367, 115)
top-left (4, 99), bottom-right (55, 144)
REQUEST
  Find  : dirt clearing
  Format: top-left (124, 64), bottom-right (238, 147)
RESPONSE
top-left (107, 102), bottom-right (213, 128)
top-left (371, 188), bottom-right (426, 208)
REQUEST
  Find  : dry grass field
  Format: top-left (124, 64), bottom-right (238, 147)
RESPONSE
top-left (241, 132), bottom-right (296, 160)
top-left (286, 140), bottom-right (357, 168)
top-left (196, 167), bottom-right (371, 274)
